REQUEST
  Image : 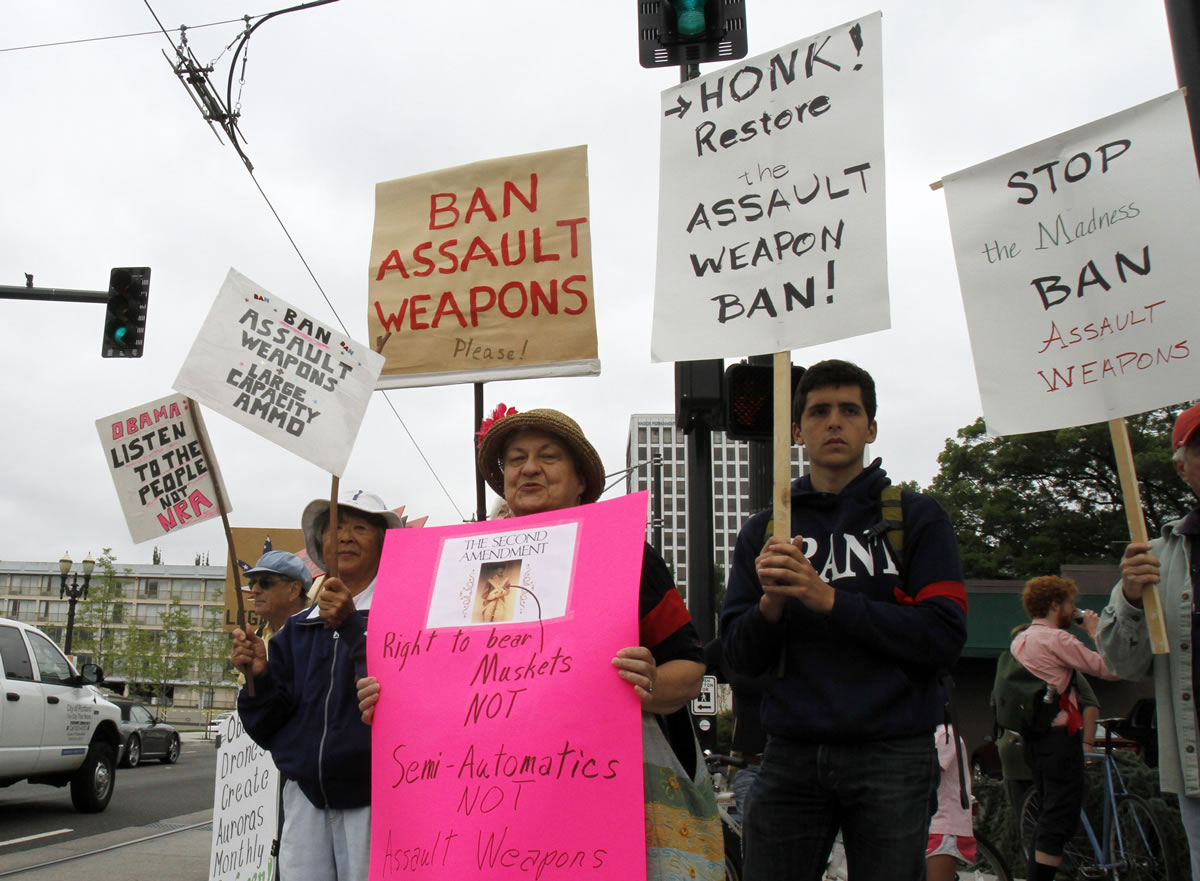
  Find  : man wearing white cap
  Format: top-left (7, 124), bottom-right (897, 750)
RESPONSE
top-left (231, 489), bottom-right (404, 881)
top-left (1099, 401), bottom-right (1200, 881)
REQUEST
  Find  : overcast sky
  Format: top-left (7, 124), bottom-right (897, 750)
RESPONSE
top-left (0, 0), bottom-right (1181, 568)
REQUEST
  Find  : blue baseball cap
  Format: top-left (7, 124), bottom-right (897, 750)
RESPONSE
top-left (244, 550), bottom-right (313, 590)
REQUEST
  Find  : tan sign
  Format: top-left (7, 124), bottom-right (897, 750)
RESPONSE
top-left (368, 145), bottom-right (599, 388)
top-left (221, 527), bottom-right (320, 633)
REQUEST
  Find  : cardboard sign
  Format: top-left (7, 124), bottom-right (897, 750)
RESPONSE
top-left (368, 145), bottom-right (599, 388)
top-left (96, 394), bottom-right (229, 543)
top-left (174, 268), bottom-right (384, 476)
top-left (366, 495), bottom-right (649, 880)
top-left (220, 527), bottom-right (318, 633)
top-left (652, 14), bottom-right (887, 362)
top-left (942, 91), bottom-right (1200, 435)
top-left (209, 710), bottom-right (279, 881)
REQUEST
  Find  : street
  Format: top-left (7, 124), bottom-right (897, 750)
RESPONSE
top-left (0, 732), bottom-right (216, 857)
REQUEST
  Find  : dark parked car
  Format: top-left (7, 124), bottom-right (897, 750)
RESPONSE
top-left (110, 699), bottom-right (181, 767)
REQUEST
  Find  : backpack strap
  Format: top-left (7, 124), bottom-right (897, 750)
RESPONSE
top-left (879, 484), bottom-right (904, 560)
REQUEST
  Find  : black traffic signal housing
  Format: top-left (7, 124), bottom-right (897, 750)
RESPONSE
top-left (102, 267), bottom-right (150, 358)
top-left (675, 359), bottom-right (725, 433)
top-left (723, 362), bottom-right (805, 441)
top-left (638, 0), bottom-right (748, 68)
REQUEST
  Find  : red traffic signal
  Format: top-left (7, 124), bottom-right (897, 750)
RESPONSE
top-left (723, 362), bottom-right (805, 441)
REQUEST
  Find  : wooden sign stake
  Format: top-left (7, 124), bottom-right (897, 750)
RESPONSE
top-left (1108, 417), bottom-right (1170, 654)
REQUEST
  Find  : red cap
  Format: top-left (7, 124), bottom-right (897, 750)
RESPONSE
top-left (1174, 402), bottom-right (1200, 451)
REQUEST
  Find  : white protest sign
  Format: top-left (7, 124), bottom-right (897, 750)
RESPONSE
top-left (209, 711), bottom-right (279, 881)
top-left (651, 13), bottom-right (887, 362)
top-left (942, 91), bottom-right (1200, 435)
top-left (174, 268), bottom-right (385, 476)
top-left (96, 394), bottom-right (229, 543)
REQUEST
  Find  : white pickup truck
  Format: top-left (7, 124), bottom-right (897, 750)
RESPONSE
top-left (0, 616), bottom-right (123, 811)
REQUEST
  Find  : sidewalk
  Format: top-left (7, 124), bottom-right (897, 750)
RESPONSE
top-left (0, 809), bottom-right (213, 881)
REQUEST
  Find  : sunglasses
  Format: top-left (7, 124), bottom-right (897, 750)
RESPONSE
top-left (249, 576), bottom-right (287, 590)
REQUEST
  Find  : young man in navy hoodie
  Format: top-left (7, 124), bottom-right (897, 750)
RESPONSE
top-left (720, 359), bottom-right (968, 881)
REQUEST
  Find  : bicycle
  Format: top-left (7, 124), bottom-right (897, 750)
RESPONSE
top-left (1020, 719), bottom-right (1173, 880)
top-left (705, 753), bottom-right (746, 881)
top-left (703, 754), bottom-right (1012, 881)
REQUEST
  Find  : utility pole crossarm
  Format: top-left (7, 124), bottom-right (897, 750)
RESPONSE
top-left (0, 285), bottom-right (107, 304)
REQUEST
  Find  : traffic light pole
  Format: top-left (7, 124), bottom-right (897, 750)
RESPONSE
top-left (0, 285), bottom-right (107, 303)
top-left (677, 62), bottom-right (718, 646)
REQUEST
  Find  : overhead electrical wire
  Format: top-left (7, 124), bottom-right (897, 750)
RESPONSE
top-left (0, 16), bottom-right (253, 53)
top-left (140, 0), bottom-right (470, 521)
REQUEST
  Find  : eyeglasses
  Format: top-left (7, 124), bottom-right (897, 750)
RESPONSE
top-left (248, 576), bottom-right (285, 590)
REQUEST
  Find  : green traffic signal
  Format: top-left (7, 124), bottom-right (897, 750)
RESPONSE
top-left (102, 267), bottom-right (150, 358)
top-left (674, 0), bottom-right (706, 37)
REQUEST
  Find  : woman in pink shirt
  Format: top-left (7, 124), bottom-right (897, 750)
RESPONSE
top-left (1011, 575), bottom-right (1117, 881)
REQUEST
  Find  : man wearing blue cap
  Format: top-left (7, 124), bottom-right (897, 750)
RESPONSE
top-left (244, 550), bottom-right (312, 646)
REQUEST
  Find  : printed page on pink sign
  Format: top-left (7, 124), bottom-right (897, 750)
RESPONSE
top-left (367, 492), bottom-right (650, 881)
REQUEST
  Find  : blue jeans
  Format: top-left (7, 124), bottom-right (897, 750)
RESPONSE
top-left (743, 733), bottom-right (938, 881)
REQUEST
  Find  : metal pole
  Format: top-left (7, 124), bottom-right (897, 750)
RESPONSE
top-left (675, 59), bottom-right (718, 644)
top-left (64, 589), bottom-right (78, 656)
top-left (746, 354), bottom-right (774, 511)
top-left (652, 454), bottom-right (664, 553)
top-left (1165, 0), bottom-right (1200, 165)
top-left (474, 383), bottom-right (487, 521)
top-left (0, 285), bottom-right (107, 304)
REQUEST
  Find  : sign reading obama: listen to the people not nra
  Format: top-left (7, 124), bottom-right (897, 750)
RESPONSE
top-left (97, 393), bottom-right (229, 543)
top-left (174, 268), bottom-right (384, 476)
top-left (368, 145), bottom-right (599, 389)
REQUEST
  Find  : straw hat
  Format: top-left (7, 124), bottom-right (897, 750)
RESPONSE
top-left (476, 407), bottom-right (605, 506)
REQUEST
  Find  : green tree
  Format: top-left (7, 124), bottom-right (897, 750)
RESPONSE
top-left (152, 546), bottom-right (162, 565)
top-left (123, 599), bottom-right (195, 704)
top-left (924, 406), bottom-right (1192, 579)
top-left (191, 606), bottom-right (233, 711)
top-left (73, 549), bottom-right (131, 674)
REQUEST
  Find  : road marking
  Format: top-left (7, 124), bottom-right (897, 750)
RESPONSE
top-left (0, 828), bottom-right (73, 848)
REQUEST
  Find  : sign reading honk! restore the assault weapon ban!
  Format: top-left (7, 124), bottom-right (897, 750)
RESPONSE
top-left (174, 268), bottom-right (384, 476)
top-left (97, 393), bottom-right (229, 543)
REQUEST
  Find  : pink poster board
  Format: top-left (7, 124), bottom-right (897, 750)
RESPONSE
top-left (367, 493), bottom-right (650, 880)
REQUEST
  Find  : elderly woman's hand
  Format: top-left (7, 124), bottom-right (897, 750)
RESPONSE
top-left (612, 646), bottom-right (658, 702)
top-left (614, 649), bottom-right (705, 715)
top-left (317, 577), bottom-right (357, 629)
top-left (357, 676), bottom-right (381, 725)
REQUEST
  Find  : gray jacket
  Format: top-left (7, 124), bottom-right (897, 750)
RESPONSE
top-left (1097, 510), bottom-right (1199, 796)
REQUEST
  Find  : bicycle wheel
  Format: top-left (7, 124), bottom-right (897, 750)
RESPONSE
top-left (1020, 787), bottom-right (1100, 878)
top-left (1111, 793), bottom-right (1172, 881)
top-left (961, 834), bottom-right (1013, 881)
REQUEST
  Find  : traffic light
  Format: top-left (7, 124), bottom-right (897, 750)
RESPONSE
top-left (674, 359), bottom-right (725, 433)
top-left (638, 0), bottom-right (748, 68)
top-left (102, 267), bottom-right (150, 358)
top-left (723, 362), bottom-right (805, 441)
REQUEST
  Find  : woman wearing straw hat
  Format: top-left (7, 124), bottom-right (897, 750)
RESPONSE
top-left (358, 406), bottom-right (716, 879)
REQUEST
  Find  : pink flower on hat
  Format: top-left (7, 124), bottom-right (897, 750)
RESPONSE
top-left (476, 403), bottom-right (519, 448)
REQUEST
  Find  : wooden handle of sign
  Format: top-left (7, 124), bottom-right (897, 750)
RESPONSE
top-left (773, 352), bottom-right (792, 540)
top-left (1108, 417), bottom-right (1169, 654)
top-left (327, 475), bottom-right (339, 580)
top-left (185, 398), bottom-right (254, 694)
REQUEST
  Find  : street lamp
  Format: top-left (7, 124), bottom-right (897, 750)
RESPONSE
top-left (58, 551), bottom-right (95, 656)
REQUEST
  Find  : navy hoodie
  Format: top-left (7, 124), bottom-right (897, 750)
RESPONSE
top-left (720, 460), bottom-right (967, 742)
top-left (237, 604), bottom-right (371, 810)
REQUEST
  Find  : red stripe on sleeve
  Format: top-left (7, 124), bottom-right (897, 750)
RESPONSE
top-left (892, 581), bottom-right (968, 614)
top-left (640, 589), bottom-right (692, 649)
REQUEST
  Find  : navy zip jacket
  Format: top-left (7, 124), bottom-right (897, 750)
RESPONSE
top-left (237, 604), bottom-right (372, 810)
top-left (720, 460), bottom-right (967, 742)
